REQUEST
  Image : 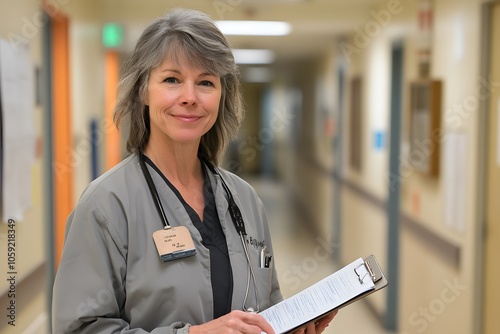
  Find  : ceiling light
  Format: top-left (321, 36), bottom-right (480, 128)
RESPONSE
top-left (216, 21), bottom-right (292, 36)
top-left (232, 49), bottom-right (276, 64)
top-left (243, 67), bottom-right (274, 83)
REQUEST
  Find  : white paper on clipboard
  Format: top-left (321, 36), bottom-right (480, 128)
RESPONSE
top-left (260, 256), bottom-right (387, 334)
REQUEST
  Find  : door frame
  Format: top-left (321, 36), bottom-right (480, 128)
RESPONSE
top-left (476, 1), bottom-right (500, 333)
top-left (332, 59), bottom-right (345, 263)
top-left (385, 41), bottom-right (404, 331)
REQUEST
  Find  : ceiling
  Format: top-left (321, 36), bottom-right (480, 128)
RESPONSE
top-left (68, 0), bottom-right (381, 64)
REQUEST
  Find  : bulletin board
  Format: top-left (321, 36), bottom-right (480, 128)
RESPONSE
top-left (409, 79), bottom-right (442, 176)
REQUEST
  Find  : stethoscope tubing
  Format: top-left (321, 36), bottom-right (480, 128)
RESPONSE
top-left (138, 152), bottom-right (260, 312)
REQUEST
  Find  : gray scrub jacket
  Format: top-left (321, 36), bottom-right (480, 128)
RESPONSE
top-left (52, 154), bottom-right (283, 333)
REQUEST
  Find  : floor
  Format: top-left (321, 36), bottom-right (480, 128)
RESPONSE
top-left (248, 176), bottom-right (395, 334)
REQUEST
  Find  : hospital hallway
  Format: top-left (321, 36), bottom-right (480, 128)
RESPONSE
top-left (2, 0), bottom-right (500, 333)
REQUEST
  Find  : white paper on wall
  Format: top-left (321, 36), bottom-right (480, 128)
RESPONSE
top-left (0, 38), bottom-right (36, 222)
top-left (444, 132), bottom-right (467, 232)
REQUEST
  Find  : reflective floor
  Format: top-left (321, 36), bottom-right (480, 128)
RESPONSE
top-left (248, 176), bottom-right (394, 334)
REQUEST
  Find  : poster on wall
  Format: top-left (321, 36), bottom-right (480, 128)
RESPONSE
top-left (0, 38), bottom-right (36, 222)
top-left (444, 132), bottom-right (466, 232)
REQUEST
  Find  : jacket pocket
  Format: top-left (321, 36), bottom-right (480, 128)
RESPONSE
top-left (252, 265), bottom-right (272, 310)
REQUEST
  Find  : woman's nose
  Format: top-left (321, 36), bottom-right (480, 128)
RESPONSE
top-left (180, 84), bottom-right (196, 106)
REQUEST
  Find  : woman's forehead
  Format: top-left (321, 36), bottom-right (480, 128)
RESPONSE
top-left (156, 48), bottom-right (217, 75)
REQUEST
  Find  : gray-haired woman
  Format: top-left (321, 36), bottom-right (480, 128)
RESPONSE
top-left (52, 8), bottom-right (336, 334)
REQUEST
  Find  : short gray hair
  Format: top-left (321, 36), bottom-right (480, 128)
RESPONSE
top-left (114, 8), bottom-right (243, 164)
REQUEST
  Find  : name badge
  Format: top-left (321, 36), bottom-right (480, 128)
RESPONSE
top-left (152, 226), bottom-right (196, 262)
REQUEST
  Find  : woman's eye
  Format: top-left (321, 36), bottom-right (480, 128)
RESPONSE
top-left (200, 80), bottom-right (214, 87)
top-left (164, 77), bottom-right (178, 83)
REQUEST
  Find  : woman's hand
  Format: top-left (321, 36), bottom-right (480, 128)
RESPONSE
top-left (291, 310), bottom-right (338, 334)
top-left (189, 310), bottom-right (275, 334)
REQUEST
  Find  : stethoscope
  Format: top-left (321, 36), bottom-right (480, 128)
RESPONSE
top-left (138, 152), bottom-right (260, 313)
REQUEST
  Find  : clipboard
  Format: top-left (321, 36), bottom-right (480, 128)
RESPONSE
top-left (260, 255), bottom-right (388, 334)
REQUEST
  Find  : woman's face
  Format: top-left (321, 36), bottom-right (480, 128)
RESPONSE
top-left (146, 56), bottom-right (222, 148)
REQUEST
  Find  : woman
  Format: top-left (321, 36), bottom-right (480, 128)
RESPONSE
top-left (52, 8), bottom-right (335, 334)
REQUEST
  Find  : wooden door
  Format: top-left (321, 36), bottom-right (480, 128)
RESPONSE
top-left (483, 3), bottom-right (500, 333)
top-left (51, 12), bottom-right (73, 269)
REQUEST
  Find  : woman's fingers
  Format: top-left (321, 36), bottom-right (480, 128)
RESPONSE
top-left (304, 321), bottom-right (316, 333)
top-left (292, 310), bottom-right (339, 334)
top-left (190, 310), bottom-right (275, 334)
top-left (240, 311), bottom-right (275, 334)
top-left (191, 309), bottom-right (338, 334)
top-left (312, 310), bottom-right (338, 333)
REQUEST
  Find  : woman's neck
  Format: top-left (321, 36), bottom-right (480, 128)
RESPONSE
top-left (144, 140), bottom-right (203, 187)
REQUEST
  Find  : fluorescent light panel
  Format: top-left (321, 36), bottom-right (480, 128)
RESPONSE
top-left (216, 20), bottom-right (291, 36)
top-left (243, 67), bottom-right (274, 83)
top-left (232, 49), bottom-right (275, 64)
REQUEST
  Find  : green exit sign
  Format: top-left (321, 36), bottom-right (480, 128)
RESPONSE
top-left (102, 23), bottom-right (123, 48)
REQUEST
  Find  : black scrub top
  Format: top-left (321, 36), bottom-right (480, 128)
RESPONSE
top-left (145, 157), bottom-right (233, 319)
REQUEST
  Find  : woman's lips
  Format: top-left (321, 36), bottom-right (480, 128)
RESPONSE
top-left (172, 114), bottom-right (202, 122)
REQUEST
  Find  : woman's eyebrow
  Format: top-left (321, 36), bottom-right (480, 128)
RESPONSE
top-left (157, 68), bottom-right (216, 78)
top-left (158, 68), bottom-right (181, 74)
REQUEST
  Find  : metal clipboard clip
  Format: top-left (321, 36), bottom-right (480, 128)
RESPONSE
top-left (354, 256), bottom-right (383, 285)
